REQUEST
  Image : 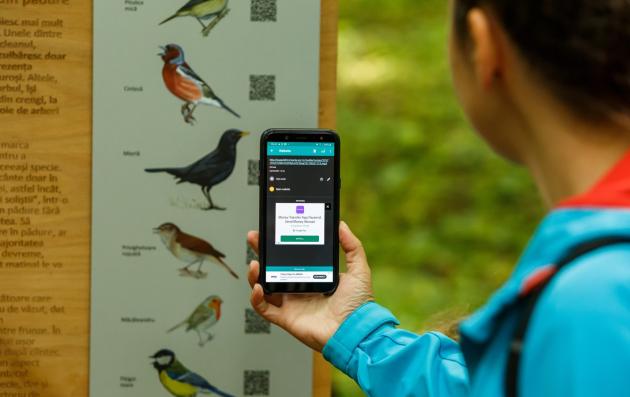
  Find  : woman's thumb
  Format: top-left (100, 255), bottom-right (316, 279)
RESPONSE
top-left (339, 221), bottom-right (369, 274)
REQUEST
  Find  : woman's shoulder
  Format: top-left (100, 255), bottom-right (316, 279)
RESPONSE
top-left (523, 243), bottom-right (630, 394)
top-left (542, 244), bottom-right (630, 314)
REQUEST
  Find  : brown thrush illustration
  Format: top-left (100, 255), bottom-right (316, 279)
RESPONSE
top-left (154, 223), bottom-right (239, 279)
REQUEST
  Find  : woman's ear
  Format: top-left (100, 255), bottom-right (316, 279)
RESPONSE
top-left (467, 8), bottom-right (503, 89)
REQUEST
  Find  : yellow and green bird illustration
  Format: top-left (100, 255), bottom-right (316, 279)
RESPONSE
top-left (151, 349), bottom-right (234, 397)
top-left (160, 0), bottom-right (230, 37)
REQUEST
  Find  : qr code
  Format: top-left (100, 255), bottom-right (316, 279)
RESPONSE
top-left (251, 0), bottom-right (277, 22)
top-left (244, 370), bottom-right (270, 396)
top-left (246, 243), bottom-right (259, 265)
top-left (250, 75), bottom-right (276, 101)
top-left (248, 159), bottom-right (260, 185)
top-left (245, 308), bottom-right (270, 334)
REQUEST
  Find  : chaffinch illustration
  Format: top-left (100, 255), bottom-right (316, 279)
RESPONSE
top-left (159, 44), bottom-right (240, 124)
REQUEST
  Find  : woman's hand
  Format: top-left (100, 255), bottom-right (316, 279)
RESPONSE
top-left (247, 221), bottom-right (374, 352)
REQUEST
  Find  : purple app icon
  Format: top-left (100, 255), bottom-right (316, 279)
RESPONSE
top-left (296, 205), bottom-right (305, 214)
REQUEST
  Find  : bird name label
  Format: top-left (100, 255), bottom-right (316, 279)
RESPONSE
top-left (123, 0), bottom-right (143, 12)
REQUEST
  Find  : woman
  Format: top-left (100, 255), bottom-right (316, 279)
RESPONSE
top-left (247, 0), bottom-right (630, 395)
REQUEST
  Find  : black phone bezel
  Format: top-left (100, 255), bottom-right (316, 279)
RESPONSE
top-left (258, 128), bottom-right (340, 294)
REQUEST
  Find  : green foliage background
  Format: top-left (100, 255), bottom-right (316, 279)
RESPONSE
top-left (334, 1), bottom-right (544, 395)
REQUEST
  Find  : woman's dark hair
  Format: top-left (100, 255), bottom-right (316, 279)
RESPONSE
top-left (455, 0), bottom-right (630, 120)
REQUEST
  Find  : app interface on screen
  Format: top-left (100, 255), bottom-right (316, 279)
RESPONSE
top-left (265, 141), bottom-right (335, 283)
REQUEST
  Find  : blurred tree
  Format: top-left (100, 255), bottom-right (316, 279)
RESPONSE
top-left (333, 0), bottom-right (544, 395)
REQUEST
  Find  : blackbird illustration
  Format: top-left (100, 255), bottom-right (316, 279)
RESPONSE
top-left (153, 223), bottom-right (238, 279)
top-left (159, 44), bottom-right (240, 124)
top-left (145, 129), bottom-right (248, 210)
top-left (151, 349), bottom-right (235, 397)
top-left (160, 0), bottom-right (230, 37)
top-left (168, 295), bottom-right (223, 346)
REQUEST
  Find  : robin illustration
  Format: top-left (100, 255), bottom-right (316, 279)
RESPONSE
top-left (151, 349), bottom-right (235, 397)
top-left (168, 295), bottom-right (223, 346)
top-left (145, 129), bottom-right (248, 211)
top-left (159, 44), bottom-right (240, 125)
top-left (153, 223), bottom-right (239, 279)
top-left (160, 0), bottom-right (230, 37)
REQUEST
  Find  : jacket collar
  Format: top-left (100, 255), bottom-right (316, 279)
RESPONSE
top-left (460, 150), bottom-right (630, 344)
top-left (558, 149), bottom-right (630, 209)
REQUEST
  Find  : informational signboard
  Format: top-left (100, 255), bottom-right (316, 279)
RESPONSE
top-left (0, 0), bottom-right (337, 395)
top-left (91, 0), bottom-right (321, 396)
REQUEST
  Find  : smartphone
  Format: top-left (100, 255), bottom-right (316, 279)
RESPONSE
top-left (259, 129), bottom-right (340, 294)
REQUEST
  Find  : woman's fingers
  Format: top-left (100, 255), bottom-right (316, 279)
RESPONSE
top-left (248, 260), bottom-right (260, 288)
top-left (339, 221), bottom-right (369, 275)
top-left (247, 230), bottom-right (260, 254)
top-left (249, 261), bottom-right (283, 306)
top-left (250, 284), bottom-right (282, 324)
top-left (247, 234), bottom-right (284, 325)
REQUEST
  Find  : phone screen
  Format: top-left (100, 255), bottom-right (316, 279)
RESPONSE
top-left (263, 140), bottom-right (337, 286)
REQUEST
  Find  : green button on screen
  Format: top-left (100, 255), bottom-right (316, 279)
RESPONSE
top-left (281, 235), bottom-right (319, 242)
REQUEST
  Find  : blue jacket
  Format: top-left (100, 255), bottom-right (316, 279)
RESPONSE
top-left (323, 186), bottom-right (630, 395)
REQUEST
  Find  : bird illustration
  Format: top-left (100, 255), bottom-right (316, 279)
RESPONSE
top-left (159, 44), bottom-right (240, 125)
top-left (160, 0), bottom-right (230, 37)
top-left (151, 349), bottom-right (235, 397)
top-left (145, 129), bottom-right (248, 211)
top-left (153, 223), bottom-right (239, 279)
top-left (168, 295), bottom-right (223, 346)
